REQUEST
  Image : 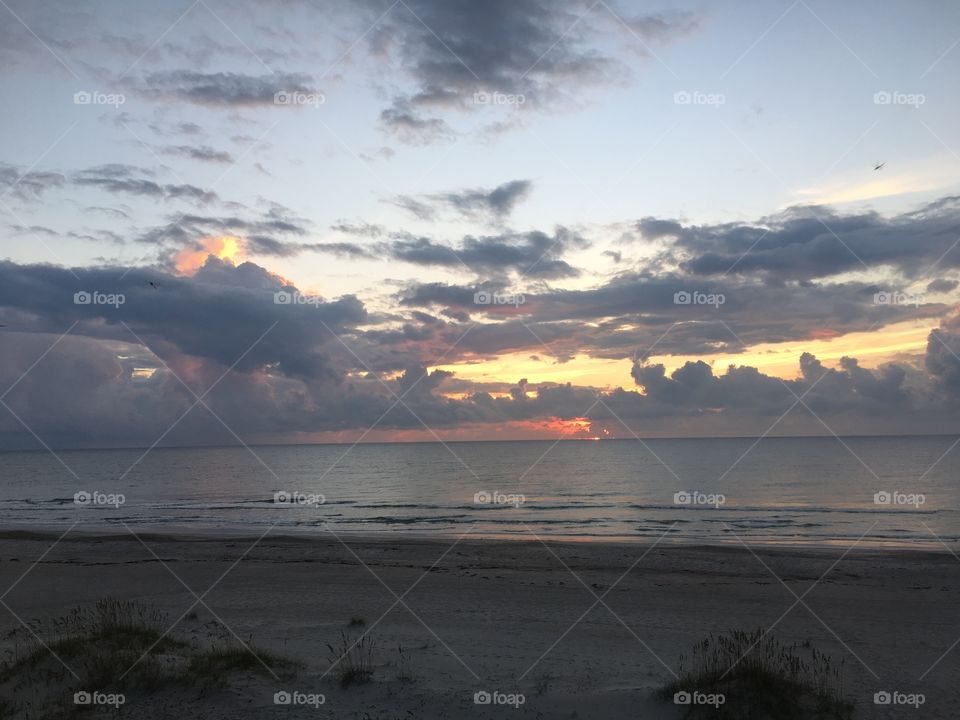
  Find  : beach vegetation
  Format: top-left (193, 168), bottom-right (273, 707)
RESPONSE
top-left (660, 628), bottom-right (855, 719)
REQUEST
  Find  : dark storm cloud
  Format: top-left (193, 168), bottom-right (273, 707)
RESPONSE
top-left (393, 179), bottom-right (532, 222)
top-left (135, 71), bottom-right (320, 107)
top-left (362, 0), bottom-right (698, 142)
top-left (0, 259), bottom-right (365, 381)
top-left (641, 196), bottom-right (960, 281)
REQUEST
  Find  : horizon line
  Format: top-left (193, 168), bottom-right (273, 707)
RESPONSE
top-left (1, 431), bottom-right (958, 454)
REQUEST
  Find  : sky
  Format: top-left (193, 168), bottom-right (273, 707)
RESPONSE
top-left (1, 0), bottom-right (960, 449)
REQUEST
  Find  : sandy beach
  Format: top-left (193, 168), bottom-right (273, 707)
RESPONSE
top-left (1, 529), bottom-right (958, 718)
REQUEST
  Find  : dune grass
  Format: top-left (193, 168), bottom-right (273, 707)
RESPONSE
top-left (660, 629), bottom-right (855, 719)
top-left (327, 630), bottom-right (377, 687)
top-left (0, 598), bottom-right (297, 717)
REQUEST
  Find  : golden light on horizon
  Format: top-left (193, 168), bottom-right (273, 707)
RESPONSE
top-left (437, 319), bottom-right (936, 391)
top-left (662, 319), bottom-right (936, 378)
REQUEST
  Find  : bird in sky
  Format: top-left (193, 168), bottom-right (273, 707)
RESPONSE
top-left (874, 162), bottom-right (885, 171)
top-left (148, 281), bottom-right (160, 290)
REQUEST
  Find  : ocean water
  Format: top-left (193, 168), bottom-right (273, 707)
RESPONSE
top-left (1, 436), bottom-right (958, 548)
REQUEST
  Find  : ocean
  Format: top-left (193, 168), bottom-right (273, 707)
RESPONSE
top-left (2, 435), bottom-right (957, 548)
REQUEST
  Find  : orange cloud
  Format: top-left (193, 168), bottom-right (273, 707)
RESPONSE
top-left (174, 236), bottom-right (243, 274)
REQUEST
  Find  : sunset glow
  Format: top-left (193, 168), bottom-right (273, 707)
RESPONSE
top-left (174, 236), bottom-right (243, 274)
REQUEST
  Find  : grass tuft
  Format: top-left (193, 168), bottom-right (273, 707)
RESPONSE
top-left (327, 630), bottom-right (376, 687)
top-left (659, 629), bottom-right (855, 719)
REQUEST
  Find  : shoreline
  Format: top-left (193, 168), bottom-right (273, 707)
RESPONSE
top-left (1, 524), bottom-right (954, 558)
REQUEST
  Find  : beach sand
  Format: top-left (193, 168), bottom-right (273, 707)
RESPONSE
top-left (1, 529), bottom-right (958, 718)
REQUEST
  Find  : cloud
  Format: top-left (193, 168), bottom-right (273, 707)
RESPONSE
top-left (137, 209), bottom-right (308, 251)
top-left (365, 0), bottom-right (697, 142)
top-left (380, 97), bottom-right (455, 145)
top-left (72, 165), bottom-right (219, 204)
top-left (927, 278), bottom-right (958, 293)
top-left (387, 227), bottom-right (585, 278)
top-left (0, 257), bottom-right (959, 448)
top-left (639, 196), bottom-right (960, 282)
top-left (245, 235), bottom-right (373, 259)
top-left (0, 162), bottom-right (65, 201)
top-left (161, 145), bottom-right (234, 163)
top-left (136, 71), bottom-right (320, 107)
top-left (925, 313), bottom-right (960, 398)
top-left (0, 258), bottom-right (365, 381)
top-left (393, 179), bottom-right (532, 222)
top-left (398, 270), bottom-right (948, 364)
